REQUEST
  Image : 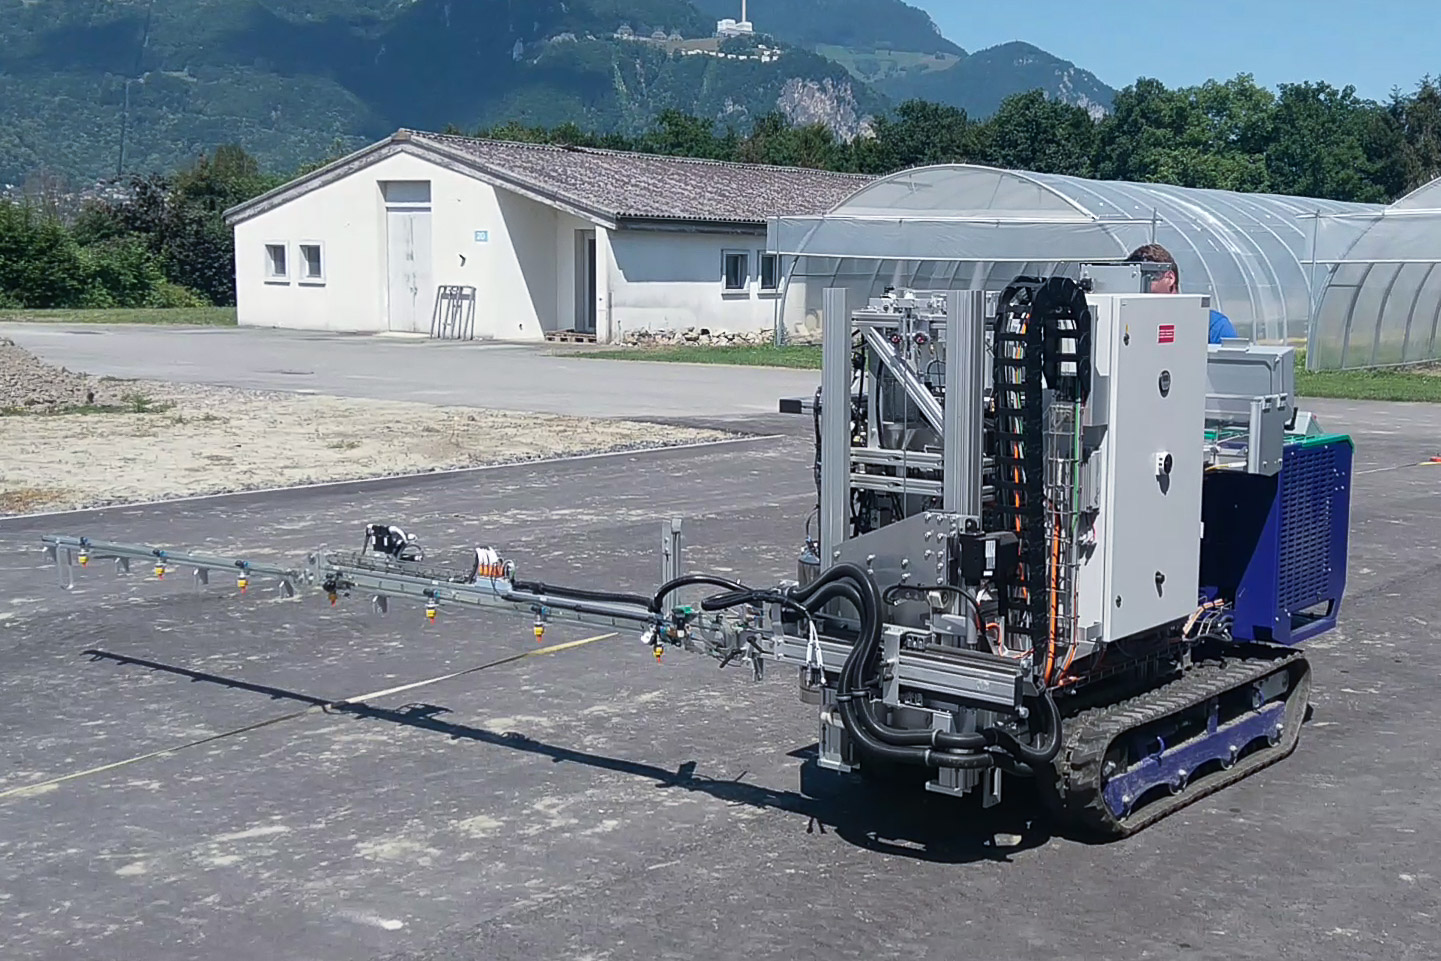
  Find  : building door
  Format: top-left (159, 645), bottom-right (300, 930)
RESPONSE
top-left (386, 206), bottom-right (433, 333)
top-left (575, 230), bottom-right (597, 334)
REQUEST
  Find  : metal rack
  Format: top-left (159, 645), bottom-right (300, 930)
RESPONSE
top-left (430, 285), bottom-right (476, 340)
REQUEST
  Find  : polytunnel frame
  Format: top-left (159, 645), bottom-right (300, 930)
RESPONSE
top-left (1300, 187), bottom-right (1441, 371)
top-left (766, 163), bottom-right (1380, 350)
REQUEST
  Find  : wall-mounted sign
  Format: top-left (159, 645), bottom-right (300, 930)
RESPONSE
top-left (474, 230), bottom-right (490, 243)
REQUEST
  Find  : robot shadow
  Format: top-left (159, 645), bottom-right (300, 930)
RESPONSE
top-left (82, 647), bottom-right (1054, 865)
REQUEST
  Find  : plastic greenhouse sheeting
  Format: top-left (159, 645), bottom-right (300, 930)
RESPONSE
top-left (768, 164), bottom-right (1381, 347)
top-left (1305, 177), bottom-right (1441, 369)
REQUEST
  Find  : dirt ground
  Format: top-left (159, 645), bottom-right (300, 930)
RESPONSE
top-left (0, 341), bottom-right (728, 516)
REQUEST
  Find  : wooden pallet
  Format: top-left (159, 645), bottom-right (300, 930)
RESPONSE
top-left (545, 329), bottom-right (598, 344)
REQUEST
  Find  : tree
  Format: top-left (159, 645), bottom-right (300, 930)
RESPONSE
top-left (1264, 82), bottom-right (1392, 203)
top-left (65, 145), bottom-right (280, 307)
top-left (637, 110), bottom-right (733, 160)
top-left (977, 90), bottom-right (1098, 177)
top-left (1092, 75), bottom-right (1271, 190)
top-left (476, 121), bottom-right (555, 144)
top-left (786, 122), bottom-right (846, 170)
top-left (734, 113), bottom-right (799, 166)
top-left (173, 144), bottom-right (278, 216)
top-left (863, 99), bottom-right (978, 172)
top-left (1092, 78), bottom-right (1183, 183)
top-left (1394, 78), bottom-right (1441, 193)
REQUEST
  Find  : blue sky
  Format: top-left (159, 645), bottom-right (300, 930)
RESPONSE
top-left (917, 0), bottom-right (1436, 102)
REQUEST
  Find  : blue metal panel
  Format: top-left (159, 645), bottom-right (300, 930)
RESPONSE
top-left (1199, 436), bottom-right (1353, 645)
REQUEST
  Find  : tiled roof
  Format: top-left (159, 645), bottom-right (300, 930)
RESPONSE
top-left (407, 130), bottom-right (873, 224)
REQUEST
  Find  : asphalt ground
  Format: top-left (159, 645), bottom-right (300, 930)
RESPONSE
top-left (0, 394), bottom-right (1439, 960)
top-left (0, 324), bottom-right (821, 423)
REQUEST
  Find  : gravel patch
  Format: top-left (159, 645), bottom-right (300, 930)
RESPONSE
top-left (0, 341), bottom-right (732, 516)
top-left (0, 336), bottom-right (142, 412)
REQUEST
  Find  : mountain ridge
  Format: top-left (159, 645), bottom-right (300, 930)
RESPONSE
top-left (877, 41), bottom-right (1116, 119)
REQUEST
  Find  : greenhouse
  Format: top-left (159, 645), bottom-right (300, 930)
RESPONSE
top-left (768, 164), bottom-right (1382, 355)
top-left (1306, 176), bottom-right (1441, 370)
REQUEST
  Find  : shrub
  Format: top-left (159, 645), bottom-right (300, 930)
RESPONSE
top-left (0, 202), bottom-right (93, 308)
top-left (146, 281), bottom-right (211, 308)
top-left (84, 236), bottom-right (167, 308)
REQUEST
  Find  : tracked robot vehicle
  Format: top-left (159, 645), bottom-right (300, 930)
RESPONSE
top-left (43, 264), bottom-right (1352, 839)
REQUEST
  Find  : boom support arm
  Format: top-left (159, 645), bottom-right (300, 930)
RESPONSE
top-left (41, 528), bottom-right (760, 671)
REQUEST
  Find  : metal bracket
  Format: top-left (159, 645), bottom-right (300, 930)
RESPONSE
top-left (982, 766), bottom-right (1003, 809)
top-left (659, 518), bottom-right (684, 611)
top-left (53, 547), bottom-right (72, 591)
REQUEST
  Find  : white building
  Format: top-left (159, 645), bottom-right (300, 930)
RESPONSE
top-left (715, 18), bottom-right (754, 36)
top-left (716, 0), bottom-right (754, 36)
top-left (225, 130), bottom-right (868, 343)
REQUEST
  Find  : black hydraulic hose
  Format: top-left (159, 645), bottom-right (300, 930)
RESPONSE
top-left (989, 753), bottom-right (1036, 779)
top-left (842, 710), bottom-right (997, 769)
top-left (986, 688), bottom-right (1063, 765)
top-left (700, 588), bottom-right (812, 628)
top-left (698, 588), bottom-right (754, 611)
top-left (848, 688), bottom-right (1060, 765)
top-left (812, 385), bottom-right (823, 497)
top-left (813, 574), bottom-right (991, 753)
top-left (651, 574), bottom-right (749, 612)
top-left (802, 566), bottom-right (882, 695)
top-left (795, 579), bottom-right (866, 615)
top-left (799, 563), bottom-right (1058, 771)
top-left (805, 580), bottom-right (883, 687)
top-left (859, 711), bottom-right (987, 751)
top-left (512, 580), bottom-right (654, 610)
top-left (800, 568), bottom-right (993, 771)
top-left (790, 561), bottom-right (882, 613)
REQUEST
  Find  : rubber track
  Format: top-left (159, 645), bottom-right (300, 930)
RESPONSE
top-left (1047, 643), bottom-right (1311, 839)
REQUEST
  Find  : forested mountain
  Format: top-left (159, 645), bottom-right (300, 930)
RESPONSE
top-left (0, 0), bottom-right (1119, 185)
top-left (876, 42), bottom-right (1116, 120)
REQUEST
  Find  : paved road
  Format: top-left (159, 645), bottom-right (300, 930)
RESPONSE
top-left (0, 324), bottom-right (819, 422)
top-left (0, 398), bottom-right (1438, 960)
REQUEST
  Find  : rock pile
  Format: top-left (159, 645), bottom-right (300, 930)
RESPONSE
top-left (620, 327), bottom-right (776, 347)
top-left (0, 337), bottom-right (124, 412)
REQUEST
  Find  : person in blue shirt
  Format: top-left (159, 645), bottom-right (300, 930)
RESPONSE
top-left (1125, 244), bottom-right (1239, 344)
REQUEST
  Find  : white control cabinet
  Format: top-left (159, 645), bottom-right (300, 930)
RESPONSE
top-left (1077, 294), bottom-right (1211, 643)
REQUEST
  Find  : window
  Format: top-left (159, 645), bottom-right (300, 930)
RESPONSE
top-left (299, 242), bottom-right (325, 283)
top-left (723, 251), bottom-right (749, 291)
top-left (265, 243), bottom-right (288, 281)
top-left (380, 180), bottom-right (432, 205)
top-left (759, 252), bottom-right (780, 291)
